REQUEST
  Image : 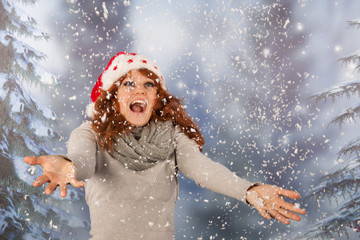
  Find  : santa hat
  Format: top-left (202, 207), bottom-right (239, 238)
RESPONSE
top-left (86, 52), bottom-right (165, 118)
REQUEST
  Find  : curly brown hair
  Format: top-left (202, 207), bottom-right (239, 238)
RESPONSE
top-left (91, 68), bottom-right (205, 152)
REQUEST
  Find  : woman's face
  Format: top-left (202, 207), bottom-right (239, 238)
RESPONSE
top-left (117, 70), bottom-right (157, 127)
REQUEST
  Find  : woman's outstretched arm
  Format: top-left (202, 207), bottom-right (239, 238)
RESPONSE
top-left (175, 129), bottom-right (306, 224)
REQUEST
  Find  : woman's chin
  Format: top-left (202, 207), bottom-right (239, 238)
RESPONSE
top-left (125, 112), bottom-right (151, 127)
top-left (130, 121), bottom-right (148, 127)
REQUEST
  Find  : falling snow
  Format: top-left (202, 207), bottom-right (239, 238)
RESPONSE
top-left (2, 0), bottom-right (360, 239)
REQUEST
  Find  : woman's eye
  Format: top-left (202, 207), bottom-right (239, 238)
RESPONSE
top-left (124, 81), bottom-right (134, 87)
top-left (145, 82), bottom-right (155, 87)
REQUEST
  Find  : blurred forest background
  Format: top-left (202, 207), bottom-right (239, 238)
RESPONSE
top-left (1, 0), bottom-right (360, 239)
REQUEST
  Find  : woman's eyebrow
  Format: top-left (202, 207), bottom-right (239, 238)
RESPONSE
top-left (144, 77), bottom-right (155, 83)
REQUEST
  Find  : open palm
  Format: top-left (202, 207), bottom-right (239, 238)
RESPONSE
top-left (246, 184), bottom-right (306, 225)
top-left (24, 155), bottom-right (84, 198)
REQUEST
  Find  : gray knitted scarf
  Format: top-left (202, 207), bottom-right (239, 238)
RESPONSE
top-left (110, 120), bottom-right (176, 171)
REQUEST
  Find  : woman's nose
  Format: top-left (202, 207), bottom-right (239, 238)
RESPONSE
top-left (133, 84), bottom-right (146, 94)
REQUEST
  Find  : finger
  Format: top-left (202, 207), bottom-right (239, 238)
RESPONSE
top-left (59, 183), bottom-right (68, 198)
top-left (250, 200), bottom-right (271, 220)
top-left (45, 183), bottom-right (58, 195)
top-left (281, 201), bottom-right (306, 214)
top-left (278, 188), bottom-right (301, 199)
top-left (24, 156), bottom-right (44, 166)
top-left (70, 178), bottom-right (85, 188)
top-left (33, 175), bottom-right (49, 187)
top-left (268, 209), bottom-right (290, 225)
top-left (256, 206), bottom-right (271, 220)
top-left (277, 207), bottom-right (301, 221)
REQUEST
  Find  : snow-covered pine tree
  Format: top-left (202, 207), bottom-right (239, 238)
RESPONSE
top-left (0, 0), bottom-right (89, 239)
top-left (302, 19), bottom-right (360, 239)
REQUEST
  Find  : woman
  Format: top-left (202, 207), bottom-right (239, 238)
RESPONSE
top-left (24, 52), bottom-right (306, 239)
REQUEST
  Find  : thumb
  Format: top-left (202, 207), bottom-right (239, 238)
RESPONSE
top-left (70, 178), bottom-right (85, 188)
top-left (64, 161), bottom-right (84, 188)
top-left (24, 156), bottom-right (44, 165)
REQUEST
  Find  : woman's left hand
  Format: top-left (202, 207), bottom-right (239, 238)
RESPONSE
top-left (246, 184), bottom-right (306, 225)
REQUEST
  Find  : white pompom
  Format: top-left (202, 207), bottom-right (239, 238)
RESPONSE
top-left (86, 102), bottom-right (95, 118)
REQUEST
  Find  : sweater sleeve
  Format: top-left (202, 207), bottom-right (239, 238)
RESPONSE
top-left (65, 122), bottom-right (98, 181)
top-left (176, 129), bottom-right (255, 203)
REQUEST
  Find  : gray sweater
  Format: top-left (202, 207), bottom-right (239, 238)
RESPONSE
top-left (67, 122), bottom-right (253, 240)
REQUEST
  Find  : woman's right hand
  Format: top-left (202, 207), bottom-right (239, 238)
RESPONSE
top-left (24, 155), bottom-right (84, 198)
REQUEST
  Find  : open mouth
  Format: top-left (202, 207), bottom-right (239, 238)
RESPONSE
top-left (129, 99), bottom-right (147, 113)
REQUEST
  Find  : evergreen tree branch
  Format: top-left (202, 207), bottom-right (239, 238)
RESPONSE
top-left (310, 81), bottom-right (360, 104)
top-left (329, 103), bottom-right (360, 128)
top-left (299, 200), bottom-right (359, 240)
top-left (301, 185), bottom-right (360, 239)
top-left (347, 19), bottom-right (360, 29)
top-left (3, 0), bottom-right (50, 40)
top-left (303, 17), bottom-right (360, 240)
top-left (338, 136), bottom-right (360, 158)
top-left (1, 0), bottom-right (90, 238)
top-left (14, 0), bottom-right (37, 5)
top-left (340, 52), bottom-right (360, 73)
top-left (310, 158), bottom-right (360, 201)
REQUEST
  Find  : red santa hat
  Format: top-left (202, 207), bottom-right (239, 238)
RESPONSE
top-left (86, 52), bottom-right (165, 118)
